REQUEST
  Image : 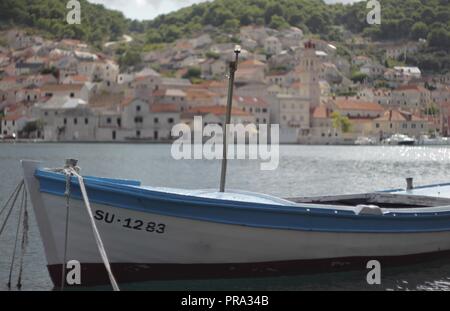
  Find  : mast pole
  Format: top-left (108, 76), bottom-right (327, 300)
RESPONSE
top-left (220, 45), bottom-right (241, 193)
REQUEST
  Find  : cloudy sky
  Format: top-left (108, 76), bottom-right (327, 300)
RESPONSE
top-left (88, 0), bottom-right (363, 21)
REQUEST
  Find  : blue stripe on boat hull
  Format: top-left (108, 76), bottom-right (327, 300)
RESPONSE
top-left (35, 169), bottom-right (450, 234)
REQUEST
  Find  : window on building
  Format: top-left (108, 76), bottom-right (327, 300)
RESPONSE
top-left (154, 117), bottom-right (159, 124)
top-left (107, 118), bottom-right (111, 124)
top-left (64, 118), bottom-right (67, 125)
top-left (136, 105), bottom-right (141, 112)
top-left (70, 93), bottom-right (75, 98)
top-left (74, 118), bottom-right (78, 125)
top-left (85, 118), bottom-right (89, 125)
top-left (136, 130), bottom-right (141, 138)
top-left (168, 118), bottom-right (174, 124)
top-left (403, 123), bottom-right (407, 129)
top-left (376, 123), bottom-right (380, 128)
top-left (112, 130), bottom-right (116, 140)
top-left (134, 116), bottom-right (143, 123)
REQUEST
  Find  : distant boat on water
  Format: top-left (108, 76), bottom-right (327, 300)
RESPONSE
top-left (355, 136), bottom-right (376, 146)
top-left (383, 134), bottom-right (416, 146)
top-left (418, 135), bottom-right (450, 146)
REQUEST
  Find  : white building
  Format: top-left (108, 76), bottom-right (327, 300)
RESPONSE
top-left (274, 94), bottom-right (310, 143)
top-left (33, 96), bottom-right (97, 142)
top-left (1, 113), bottom-right (29, 137)
top-left (264, 36), bottom-right (282, 55)
top-left (96, 99), bottom-right (179, 142)
top-left (391, 85), bottom-right (431, 109)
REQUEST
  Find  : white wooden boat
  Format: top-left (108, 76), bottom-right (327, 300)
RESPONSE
top-left (21, 160), bottom-right (450, 287)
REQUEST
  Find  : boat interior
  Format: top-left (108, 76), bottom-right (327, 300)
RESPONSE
top-left (289, 191), bottom-right (450, 209)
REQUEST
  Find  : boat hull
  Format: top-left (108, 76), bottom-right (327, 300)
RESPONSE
top-left (34, 193), bottom-right (450, 286)
top-left (47, 250), bottom-right (450, 287)
top-left (21, 161), bottom-right (450, 287)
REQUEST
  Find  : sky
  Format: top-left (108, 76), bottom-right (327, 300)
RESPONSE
top-left (87, 0), bottom-right (363, 21)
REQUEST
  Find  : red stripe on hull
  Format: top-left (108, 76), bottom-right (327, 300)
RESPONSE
top-left (48, 250), bottom-right (450, 288)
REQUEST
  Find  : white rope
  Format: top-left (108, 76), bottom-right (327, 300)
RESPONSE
top-left (68, 168), bottom-right (120, 291)
top-left (61, 172), bottom-right (72, 291)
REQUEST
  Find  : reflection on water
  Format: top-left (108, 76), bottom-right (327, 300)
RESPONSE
top-left (2, 144), bottom-right (450, 291)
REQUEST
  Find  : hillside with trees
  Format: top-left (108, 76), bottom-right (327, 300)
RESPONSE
top-left (140, 0), bottom-right (449, 46)
top-left (0, 0), bottom-right (129, 44)
top-left (0, 0), bottom-right (448, 71)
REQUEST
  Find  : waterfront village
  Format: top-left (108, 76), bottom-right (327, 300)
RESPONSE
top-left (0, 27), bottom-right (450, 144)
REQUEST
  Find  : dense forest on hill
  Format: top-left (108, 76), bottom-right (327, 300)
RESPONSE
top-left (1, 0), bottom-right (449, 47)
top-left (0, 0), bottom-right (449, 71)
top-left (141, 0), bottom-right (450, 48)
top-left (0, 0), bottom-right (128, 44)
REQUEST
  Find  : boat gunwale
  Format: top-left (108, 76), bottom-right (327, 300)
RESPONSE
top-left (35, 169), bottom-right (450, 219)
top-left (34, 168), bottom-right (450, 222)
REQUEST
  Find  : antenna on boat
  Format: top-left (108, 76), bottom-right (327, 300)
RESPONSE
top-left (219, 45), bottom-right (241, 193)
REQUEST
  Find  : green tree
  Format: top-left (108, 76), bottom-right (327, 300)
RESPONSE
top-left (183, 67), bottom-right (201, 80)
top-left (306, 13), bottom-right (327, 34)
top-left (264, 3), bottom-right (284, 24)
top-left (332, 112), bottom-right (352, 133)
top-left (119, 51), bottom-right (141, 69)
top-left (428, 27), bottom-right (450, 50)
top-left (351, 71), bottom-right (368, 83)
top-left (223, 19), bottom-right (240, 33)
top-left (269, 15), bottom-right (289, 30)
top-left (411, 22), bottom-right (429, 40)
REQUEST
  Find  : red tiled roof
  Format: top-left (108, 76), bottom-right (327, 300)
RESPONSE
top-left (335, 98), bottom-right (384, 111)
top-left (312, 105), bottom-right (330, 119)
top-left (151, 104), bottom-right (178, 113)
top-left (65, 75), bottom-right (89, 82)
top-left (186, 106), bottom-right (250, 117)
top-left (395, 85), bottom-right (428, 92)
top-left (3, 114), bottom-right (25, 121)
top-left (120, 97), bottom-right (135, 107)
top-left (233, 95), bottom-right (268, 108)
top-left (41, 84), bottom-right (84, 92)
top-left (374, 109), bottom-right (427, 122)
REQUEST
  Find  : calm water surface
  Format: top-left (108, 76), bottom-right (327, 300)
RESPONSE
top-left (1, 143), bottom-right (450, 291)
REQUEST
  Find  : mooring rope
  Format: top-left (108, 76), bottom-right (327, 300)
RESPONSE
top-left (60, 171), bottom-right (72, 291)
top-left (16, 189), bottom-right (29, 290)
top-left (0, 180), bottom-right (24, 220)
top-left (7, 187), bottom-right (26, 289)
top-left (65, 168), bottom-right (120, 291)
top-left (0, 181), bottom-right (24, 237)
